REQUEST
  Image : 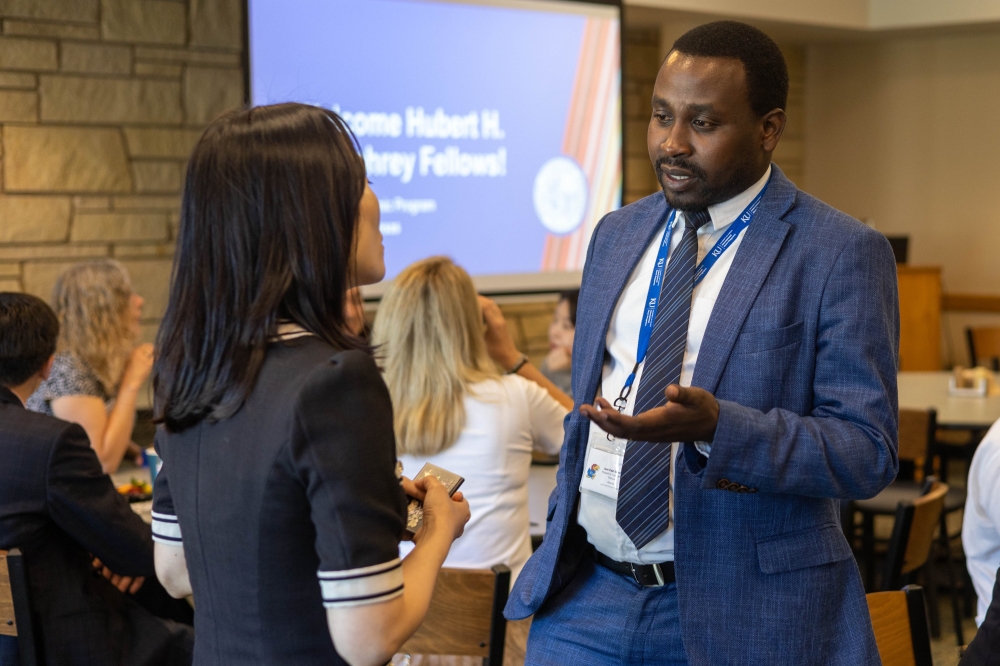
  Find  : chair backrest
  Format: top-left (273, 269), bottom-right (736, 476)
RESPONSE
top-left (866, 585), bottom-right (933, 666)
top-left (0, 549), bottom-right (38, 666)
top-left (967, 327), bottom-right (1000, 370)
top-left (882, 481), bottom-right (948, 590)
top-left (399, 565), bottom-right (510, 666)
top-left (897, 409), bottom-right (935, 467)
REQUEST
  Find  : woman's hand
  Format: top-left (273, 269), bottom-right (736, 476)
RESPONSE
top-left (478, 296), bottom-right (521, 371)
top-left (122, 343), bottom-right (154, 391)
top-left (327, 476), bottom-right (470, 666)
top-left (400, 475), bottom-right (423, 502)
top-left (414, 476), bottom-right (469, 544)
top-left (398, 476), bottom-right (421, 542)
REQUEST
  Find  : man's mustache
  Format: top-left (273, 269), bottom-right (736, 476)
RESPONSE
top-left (655, 158), bottom-right (707, 181)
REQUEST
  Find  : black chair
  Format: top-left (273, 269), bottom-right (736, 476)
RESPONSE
top-left (0, 549), bottom-right (39, 666)
top-left (398, 564), bottom-right (510, 666)
top-left (867, 585), bottom-right (933, 666)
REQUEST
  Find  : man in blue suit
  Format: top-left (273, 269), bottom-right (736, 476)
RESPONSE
top-left (506, 21), bottom-right (899, 665)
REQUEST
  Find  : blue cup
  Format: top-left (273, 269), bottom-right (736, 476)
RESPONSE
top-left (145, 447), bottom-right (162, 485)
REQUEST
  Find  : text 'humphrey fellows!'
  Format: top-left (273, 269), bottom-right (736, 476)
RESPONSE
top-left (333, 105), bottom-right (508, 184)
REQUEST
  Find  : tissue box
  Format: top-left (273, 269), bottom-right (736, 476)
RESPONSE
top-left (949, 376), bottom-right (988, 397)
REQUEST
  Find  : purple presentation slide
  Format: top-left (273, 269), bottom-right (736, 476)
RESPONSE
top-left (248, 0), bottom-right (622, 282)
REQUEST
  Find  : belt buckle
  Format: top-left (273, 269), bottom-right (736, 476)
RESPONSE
top-left (629, 562), bottom-right (666, 588)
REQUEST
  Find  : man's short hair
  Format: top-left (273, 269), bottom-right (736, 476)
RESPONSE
top-left (0, 292), bottom-right (59, 387)
top-left (671, 21), bottom-right (788, 117)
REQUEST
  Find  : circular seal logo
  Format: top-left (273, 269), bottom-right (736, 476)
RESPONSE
top-left (533, 156), bottom-right (588, 235)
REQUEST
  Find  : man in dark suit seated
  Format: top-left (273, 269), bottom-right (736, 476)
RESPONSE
top-left (0, 292), bottom-right (192, 665)
top-left (961, 562), bottom-right (1000, 665)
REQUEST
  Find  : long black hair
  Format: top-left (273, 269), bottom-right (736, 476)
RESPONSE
top-left (154, 103), bottom-right (368, 432)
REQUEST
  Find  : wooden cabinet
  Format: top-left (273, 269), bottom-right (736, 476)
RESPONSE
top-left (897, 266), bottom-right (942, 371)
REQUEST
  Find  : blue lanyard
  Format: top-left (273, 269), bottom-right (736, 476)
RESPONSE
top-left (611, 182), bottom-right (770, 414)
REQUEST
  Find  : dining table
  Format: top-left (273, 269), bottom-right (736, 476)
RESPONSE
top-left (112, 461), bottom-right (153, 524)
top-left (897, 371), bottom-right (1000, 431)
top-left (897, 370), bottom-right (1000, 484)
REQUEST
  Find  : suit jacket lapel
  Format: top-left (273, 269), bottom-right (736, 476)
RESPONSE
top-left (577, 197), bottom-right (671, 405)
top-left (692, 166), bottom-right (797, 395)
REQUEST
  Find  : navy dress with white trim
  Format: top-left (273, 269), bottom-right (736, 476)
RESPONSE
top-left (152, 336), bottom-right (406, 665)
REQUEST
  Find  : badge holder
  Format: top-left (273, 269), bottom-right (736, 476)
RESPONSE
top-left (579, 383), bottom-right (632, 501)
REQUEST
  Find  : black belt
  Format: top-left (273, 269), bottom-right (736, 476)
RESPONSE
top-left (593, 547), bottom-right (675, 588)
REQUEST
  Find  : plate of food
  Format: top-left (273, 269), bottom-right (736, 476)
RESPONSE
top-left (117, 478), bottom-right (153, 503)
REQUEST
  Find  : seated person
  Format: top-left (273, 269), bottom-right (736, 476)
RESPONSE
top-left (27, 259), bottom-right (154, 474)
top-left (372, 257), bottom-right (572, 581)
top-left (539, 290), bottom-right (578, 398)
top-left (0, 292), bottom-right (191, 666)
top-left (965, 417), bottom-right (1000, 627)
top-left (960, 562), bottom-right (1000, 665)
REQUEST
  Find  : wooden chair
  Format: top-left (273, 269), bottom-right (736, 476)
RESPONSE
top-left (966, 327), bottom-right (1000, 370)
top-left (0, 549), bottom-right (38, 666)
top-left (866, 585), bottom-right (933, 666)
top-left (399, 565), bottom-right (511, 666)
top-left (881, 481), bottom-right (948, 592)
top-left (848, 409), bottom-right (969, 642)
top-left (848, 409), bottom-right (936, 588)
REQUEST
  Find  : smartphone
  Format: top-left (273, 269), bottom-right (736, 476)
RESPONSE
top-left (405, 463), bottom-right (465, 534)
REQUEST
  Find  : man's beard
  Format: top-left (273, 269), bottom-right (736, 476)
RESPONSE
top-left (655, 156), bottom-right (758, 211)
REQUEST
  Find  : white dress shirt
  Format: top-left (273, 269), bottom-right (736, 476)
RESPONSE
top-left (399, 374), bottom-right (567, 581)
top-left (578, 165), bottom-right (771, 564)
top-left (963, 417), bottom-right (1000, 626)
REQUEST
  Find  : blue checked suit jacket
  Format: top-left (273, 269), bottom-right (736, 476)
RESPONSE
top-left (506, 166), bottom-right (899, 665)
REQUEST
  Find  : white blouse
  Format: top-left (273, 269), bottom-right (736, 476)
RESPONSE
top-left (963, 418), bottom-right (1000, 626)
top-left (398, 374), bottom-right (567, 581)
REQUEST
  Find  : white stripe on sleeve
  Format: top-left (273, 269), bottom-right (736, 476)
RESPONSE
top-left (151, 512), bottom-right (183, 544)
top-left (318, 558), bottom-right (404, 608)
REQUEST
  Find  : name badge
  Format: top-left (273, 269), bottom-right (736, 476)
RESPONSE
top-left (579, 428), bottom-right (626, 501)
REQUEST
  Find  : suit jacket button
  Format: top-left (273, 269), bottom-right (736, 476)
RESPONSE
top-left (748, 488), bottom-right (758, 493)
top-left (727, 482), bottom-right (741, 492)
top-left (737, 486), bottom-right (748, 493)
top-left (717, 479), bottom-right (730, 490)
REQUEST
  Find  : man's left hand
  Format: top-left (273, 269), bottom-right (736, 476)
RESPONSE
top-left (580, 384), bottom-right (720, 443)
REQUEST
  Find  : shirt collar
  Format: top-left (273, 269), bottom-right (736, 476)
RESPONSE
top-left (0, 385), bottom-right (24, 408)
top-left (272, 322), bottom-right (314, 342)
top-left (687, 164), bottom-right (772, 234)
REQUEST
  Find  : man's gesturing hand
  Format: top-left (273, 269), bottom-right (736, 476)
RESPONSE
top-left (579, 384), bottom-right (720, 443)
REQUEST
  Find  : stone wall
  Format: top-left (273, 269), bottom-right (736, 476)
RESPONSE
top-left (622, 27), bottom-right (660, 205)
top-left (0, 0), bottom-right (244, 344)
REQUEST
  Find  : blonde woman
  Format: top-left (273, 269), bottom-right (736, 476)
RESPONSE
top-left (373, 257), bottom-right (572, 582)
top-left (27, 260), bottom-right (153, 474)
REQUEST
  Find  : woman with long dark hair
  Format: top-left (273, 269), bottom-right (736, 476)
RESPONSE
top-left (150, 103), bottom-right (469, 666)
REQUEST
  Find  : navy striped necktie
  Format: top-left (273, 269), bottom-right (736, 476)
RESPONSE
top-left (616, 208), bottom-right (712, 550)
